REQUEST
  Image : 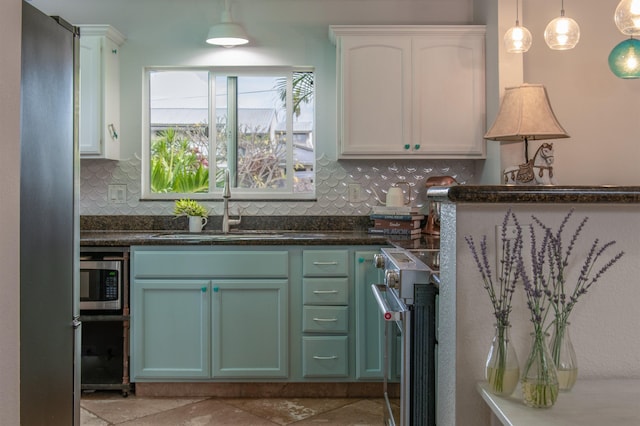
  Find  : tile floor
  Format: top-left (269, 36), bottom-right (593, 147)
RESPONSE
top-left (80, 391), bottom-right (387, 425)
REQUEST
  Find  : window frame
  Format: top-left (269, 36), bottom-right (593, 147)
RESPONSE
top-left (141, 65), bottom-right (316, 201)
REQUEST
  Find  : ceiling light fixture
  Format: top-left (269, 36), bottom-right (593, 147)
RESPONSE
top-left (544, 0), bottom-right (580, 50)
top-left (504, 0), bottom-right (532, 53)
top-left (206, 0), bottom-right (249, 48)
top-left (615, 0), bottom-right (640, 35)
top-left (608, 38), bottom-right (640, 78)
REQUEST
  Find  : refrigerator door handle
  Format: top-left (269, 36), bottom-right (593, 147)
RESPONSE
top-left (72, 316), bottom-right (81, 329)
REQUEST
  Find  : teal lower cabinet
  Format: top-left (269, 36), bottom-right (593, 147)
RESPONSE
top-left (212, 279), bottom-right (288, 378)
top-left (130, 245), bottom-right (389, 383)
top-left (131, 247), bottom-right (289, 382)
top-left (354, 251), bottom-right (386, 379)
top-left (132, 279), bottom-right (211, 379)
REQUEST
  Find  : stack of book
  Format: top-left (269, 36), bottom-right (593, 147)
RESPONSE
top-left (368, 206), bottom-right (425, 238)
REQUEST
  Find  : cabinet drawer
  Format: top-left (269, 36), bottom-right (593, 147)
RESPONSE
top-left (302, 306), bottom-right (348, 333)
top-left (133, 250), bottom-right (288, 278)
top-left (303, 278), bottom-right (349, 305)
top-left (302, 336), bottom-right (348, 377)
top-left (302, 250), bottom-right (348, 277)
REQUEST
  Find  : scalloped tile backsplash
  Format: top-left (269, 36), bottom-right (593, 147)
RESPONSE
top-left (80, 154), bottom-right (475, 216)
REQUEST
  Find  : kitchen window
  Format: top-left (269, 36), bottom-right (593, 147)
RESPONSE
top-left (142, 67), bottom-right (315, 200)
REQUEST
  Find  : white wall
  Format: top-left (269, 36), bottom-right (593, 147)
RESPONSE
top-left (453, 203), bottom-right (640, 425)
top-left (523, 0), bottom-right (640, 185)
top-left (0, 0), bottom-right (22, 424)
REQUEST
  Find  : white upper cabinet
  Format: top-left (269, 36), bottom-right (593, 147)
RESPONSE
top-left (79, 25), bottom-right (125, 160)
top-left (330, 25), bottom-right (486, 159)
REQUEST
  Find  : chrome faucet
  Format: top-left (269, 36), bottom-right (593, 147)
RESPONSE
top-left (222, 169), bottom-right (241, 233)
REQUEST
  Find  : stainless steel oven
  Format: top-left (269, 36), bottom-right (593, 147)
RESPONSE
top-left (371, 247), bottom-right (438, 426)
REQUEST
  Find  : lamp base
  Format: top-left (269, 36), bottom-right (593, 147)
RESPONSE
top-left (503, 142), bottom-right (556, 185)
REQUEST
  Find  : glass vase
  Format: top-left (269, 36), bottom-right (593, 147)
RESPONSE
top-left (521, 330), bottom-right (559, 408)
top-left (485, 323), bottom-right (520, 396)
top-left (549, 321), bottom-right (578, 391)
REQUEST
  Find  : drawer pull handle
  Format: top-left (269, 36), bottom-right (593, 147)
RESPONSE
top-left (313, 317), bottom-right (338, 322)
top-left (312, 261), bottom-right (338, 265)
top-left (313, 355), bottom-right (338, 360)
top-left (313, 290), bottom-right (338, 294)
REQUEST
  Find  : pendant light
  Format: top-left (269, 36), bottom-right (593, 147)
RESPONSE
top-left (504, 0), bottom-right (532, 53)
top-left (544, 0), bottom-right (580, 50)
top-left (610, 0), bottom-right (640, 78)
top-left (608, 38), bottom-right (640, 78)
top-left (206, 0), bottom-right (249, 48)
top-left (615, 0), bottom-right (640, 35)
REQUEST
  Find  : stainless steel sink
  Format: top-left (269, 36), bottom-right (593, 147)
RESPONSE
top-left (150, 232), bottom-right (286, 241)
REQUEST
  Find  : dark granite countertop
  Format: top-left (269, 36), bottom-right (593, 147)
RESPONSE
top-left (428, 185), bottom-right (640, 203)
top-left (79, 215), bottom-right (440, 249)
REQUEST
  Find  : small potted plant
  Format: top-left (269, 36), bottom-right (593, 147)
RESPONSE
top-left (174, 199), bottom-right (208, 232)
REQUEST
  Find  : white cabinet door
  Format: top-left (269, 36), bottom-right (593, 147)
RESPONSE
top-left (332, 25), bottom-right (486, 159)
top-left (79, 25), bottom-right (124, 160)
top-left (79, 35), bottom-right (102, 155)
top-left (412, 32), bottom-right (485, 157)
top-left (337, 35), bottom-right (412, 157)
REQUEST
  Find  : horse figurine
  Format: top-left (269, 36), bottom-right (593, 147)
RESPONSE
top-left (503, 142), bottom-right (556, 185)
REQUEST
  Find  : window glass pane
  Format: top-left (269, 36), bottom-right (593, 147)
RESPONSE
top-left (149, 70), bottom-right (210, 194)
top-left (145, 67), bottom-right (315, 199)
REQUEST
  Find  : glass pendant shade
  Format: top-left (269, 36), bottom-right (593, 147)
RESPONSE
top-left (544, 13), bottom-right (580, 50)
top-left (608, 38), bottom-right (640, 78)
top-left (615, 0), bottom-right (640, 36)
top-left (504, 23), bottom-right (533, 53)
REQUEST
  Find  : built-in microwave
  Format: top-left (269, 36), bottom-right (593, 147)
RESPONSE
top-left (80, 260), bottom-right (122, 311)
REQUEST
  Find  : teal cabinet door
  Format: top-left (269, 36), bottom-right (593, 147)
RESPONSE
top-left (211, 279), bottom-right (288, 378)
top-left (355, 251), bottom-right (386, 379)
top-left (132, 279), bottom-right (211, 379)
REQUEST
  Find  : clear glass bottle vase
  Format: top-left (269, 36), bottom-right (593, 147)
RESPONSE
top-left (485, 323), bottom-right (520, 397)
top-left (521, 330), bottom-right (559, 408)
top-left (549, 321), bottom-right (578, 391)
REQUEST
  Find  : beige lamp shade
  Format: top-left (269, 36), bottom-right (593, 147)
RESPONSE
top-left (485, 84), bottom-right (569, 162)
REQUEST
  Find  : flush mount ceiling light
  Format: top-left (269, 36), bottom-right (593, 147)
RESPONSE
top-left (615, 0), bottom-right (640, 36)
top-left (544, 0), bottom-right (580, 50)
top-left (504, 0), bottom-right (532, 53)
top-left (206, 0), bottom-right (249, 48)
top-left (608, 38), bottom-right (640, 78)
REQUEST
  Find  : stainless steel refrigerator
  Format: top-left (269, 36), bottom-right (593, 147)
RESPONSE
top-left (20, 2), bottom-right (80, 424)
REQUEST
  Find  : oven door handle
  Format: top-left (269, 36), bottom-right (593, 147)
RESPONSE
top-left (370, 284), bottom-right (407, 322)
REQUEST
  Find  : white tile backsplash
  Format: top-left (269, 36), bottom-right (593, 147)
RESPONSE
top-left (80, 154), bottom-right (476, 216)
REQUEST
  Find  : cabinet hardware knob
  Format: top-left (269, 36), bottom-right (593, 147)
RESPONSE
top-left (213, 287), bottom-right (219, 292)
top-left (112, 49), bottom-right (117, 54)
top-left (108, 123), bottom-right (118, 140)
top-left (404, 144), bottom-right (410, 150)
top-left (201, 287), bottom-right (207, 292)
top-left (358, 257), bottom-right (365, 263)
top-left (414, 144), bottom-right (420, 150)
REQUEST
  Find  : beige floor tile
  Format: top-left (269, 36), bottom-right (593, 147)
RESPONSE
top-left (221, 398), bottom-right (355, 425)
top-left (81, 393), bottom-right (208, 424)
top-left (293, 399), bottom-right (386, 425)
top-left (116, 398), bottom-right (278, 425)
top-left (80, 407), bottom-right (109, 426)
